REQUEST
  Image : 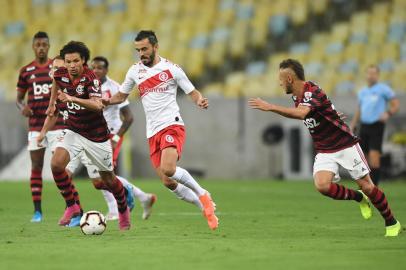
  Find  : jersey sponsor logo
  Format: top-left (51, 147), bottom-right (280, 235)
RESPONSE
top-left (76, 84), bottom-right (84, 95)
top-left (165, 135), bottom-right (174, 143)
top-left (60, 110), bottom-right (69, 121)
top-left (26, 66), bottom-right (35, 72)
top-left (66, 102), bottom-right (85, 111)
top-left (33, 82), bottom-right (51, 96)
top-left (158, 72), bottom-right (169, 82)
top-left (61, 77), bottom-right (69, 83)
top-left (303, 118), bottom-right (320, 129)
top-left (303, 91), bottom-right (312, 102)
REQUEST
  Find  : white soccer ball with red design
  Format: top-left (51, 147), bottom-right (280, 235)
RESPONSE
top-left (80, 211), bottom-right (107, 235)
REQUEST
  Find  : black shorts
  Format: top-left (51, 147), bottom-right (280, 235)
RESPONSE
top-left (359, 122), bottom-right (385, 153)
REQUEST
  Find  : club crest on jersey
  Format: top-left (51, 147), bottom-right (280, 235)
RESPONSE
top-left (165, 135), bottom-right (174, 143)
top-left (61, 77), bottom-right (69, 83)
top-left (303, 92), bottom-right (312, 102)
top-left (158, 72), bottom-right (169, 82)
top-left (76, 84), bottom-right (84, 95)
top-left (26, 66), bottom-right (35, 72)
top-left (80, 77), bottom-right (86, 82)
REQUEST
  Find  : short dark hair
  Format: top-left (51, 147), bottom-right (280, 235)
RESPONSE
top-left (92, 56), bottom-right (109, 69)
top-left (33, 31), bottom-right (49, 41)
top-left (60, 41), bottom-right (90, 63)
top-left (53, 55), bottom-right (63, 60)
top-left (279, 59), bottom-right (305, 81)
top-left (367, 64), bottom-right (380, 73)
top-left (135, 30), bottom-right (158, 45)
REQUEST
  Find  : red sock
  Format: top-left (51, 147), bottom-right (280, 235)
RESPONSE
top-left (368, 186), bottom-right (396, 226)
top-left (30, 169), bottom-right (42, 212)
top-left (321, 183), bottom-right (363, 202)
top-left (53, 170), bottom-right (75, 207)
top-left (106, 178), bottom-right (127, 213)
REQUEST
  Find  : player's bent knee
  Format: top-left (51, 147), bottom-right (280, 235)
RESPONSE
top-left (50, 160), bottom-right (65, 173)
top-left (314, 179), bottom-right (331, 195)
top-left (161, 176), bottom-right (178, 190)
top-left (161, 166), bottom-right (176, 178)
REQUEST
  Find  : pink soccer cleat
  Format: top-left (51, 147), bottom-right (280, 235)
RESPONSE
top-left (58, 204), bottom-right (81, 226)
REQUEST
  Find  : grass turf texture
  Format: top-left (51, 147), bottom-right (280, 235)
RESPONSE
top-left (0, 179), bottom-right (405, 270)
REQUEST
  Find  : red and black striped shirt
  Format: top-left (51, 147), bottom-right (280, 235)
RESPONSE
top-left (16, 59), bottom-right (65, 131)
top-left (54, 66), bottom-right (109, 142)
top-left (293, 81), bottom-right (359, 153)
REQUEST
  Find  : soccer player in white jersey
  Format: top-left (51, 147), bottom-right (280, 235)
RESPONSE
top-left (102, 30), bottom-right (218, 230)
top-left (64, 56), bottom-right (156, 223)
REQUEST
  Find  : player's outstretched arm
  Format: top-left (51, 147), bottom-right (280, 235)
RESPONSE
top-left (103, 92), bottom-right (130, 106)
top-left (188, 89), bottom-right (208, 109)
top-left (248, 97), bottom-right (310, 120)
top-left (57, 90), bottom-right (104, 112)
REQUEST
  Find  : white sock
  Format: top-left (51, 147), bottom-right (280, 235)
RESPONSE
top-left (101, 190), bottom-right (118, 215)
top-left (172, 183), bottom-right (203, 210)
top-left (170, 167), bottom-right (206, 197)
top-left (116, 175), bottom-right (149, 203)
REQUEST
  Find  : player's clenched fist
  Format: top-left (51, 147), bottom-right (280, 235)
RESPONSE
top-left (57, 90), bottom-right (73, 103)
top-left (197, 97), bottom-right (209, 109)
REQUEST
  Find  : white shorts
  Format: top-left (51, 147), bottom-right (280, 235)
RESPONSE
top-left (66, 152), bottom-right (100, 179)
top-left (28, 130), bottom-right (63, 151)
top-left (55, 129), bottom-right (113, 172)
top-left (313, 143), bottom-right (370, 180)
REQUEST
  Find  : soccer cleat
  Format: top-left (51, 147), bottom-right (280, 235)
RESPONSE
top-left (118, 207), bottom-right (131, 230)
top-left (358, 190), bottom-right (372, 220)
top-left (58, 204), bottom-right (81, 226)
top-left (105, 212), bottom-right (119, 221)
top-left (66, 215), bottom-right (82, 227)
top-left (124, 184), bottom-right (135, 211)
top-left (30, 211), bottom-right (42, 223)
top-left (385, 221), bottom-right (401, 237)
top-left (141, 194), bottom-right (157, 220)
top-left (199, 193), bottom-right (219, 230)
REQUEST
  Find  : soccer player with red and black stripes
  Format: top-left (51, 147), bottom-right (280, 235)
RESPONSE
top-left (16, 32), bottom-right (65, 222)
top-left (44, 41), bottom-right (131, 230)
top-left (249, 58), bottom-right (401, 237)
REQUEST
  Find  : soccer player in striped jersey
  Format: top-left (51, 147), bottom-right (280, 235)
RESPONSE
top-left (249, 58), bottom-right (401, 237)
top-left (16, 32), bottom-right (65, 222)
top-left (62, 56), bottom-right (156, 224)
top-left (45, 41), bottom-right (131, 230)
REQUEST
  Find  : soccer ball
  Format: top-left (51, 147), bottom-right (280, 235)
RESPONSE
top-left (80, 211), bottom-right (107, 235)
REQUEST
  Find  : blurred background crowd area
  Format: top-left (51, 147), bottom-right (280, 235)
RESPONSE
top-left (0, 0), bottom-right (405, 101)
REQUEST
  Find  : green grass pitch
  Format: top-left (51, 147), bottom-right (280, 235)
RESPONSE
top-left (0, 179), bottom-right (405, 270)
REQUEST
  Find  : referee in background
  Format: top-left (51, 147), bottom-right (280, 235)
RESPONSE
top-left (350, 65), bottom-right (399, 185)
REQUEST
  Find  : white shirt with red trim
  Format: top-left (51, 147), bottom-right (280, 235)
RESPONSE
top-left (102, 76), bottom-right (130, 134)
top-left (120, 57), bottom-right (195, 138)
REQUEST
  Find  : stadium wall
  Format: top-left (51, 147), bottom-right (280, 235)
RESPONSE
top-left (0, 96), bottom-right (405, 180)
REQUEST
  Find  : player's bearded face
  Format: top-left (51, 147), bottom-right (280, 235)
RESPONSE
top-left (65, 53), bottom-right (84, 77)
top-left (32, 38), bottom-right (49, 60)
top-left (141, 49), bottom-right (155, 67)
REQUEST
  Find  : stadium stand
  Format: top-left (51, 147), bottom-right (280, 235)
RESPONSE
top-left (0, 0), bottom-right (405, 100)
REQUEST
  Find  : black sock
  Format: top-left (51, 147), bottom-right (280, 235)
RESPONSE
top-left (370, 168), bottom-right (381, 186)
top-left (34, 201), bottom-right (42, 213)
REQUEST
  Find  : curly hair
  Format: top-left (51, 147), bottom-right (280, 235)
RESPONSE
top-left (60, 41), bottom-right (90, 63)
